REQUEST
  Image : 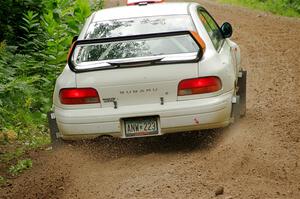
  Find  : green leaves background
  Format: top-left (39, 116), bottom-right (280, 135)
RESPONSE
top-left (0, 0), bottom-right (104, 142)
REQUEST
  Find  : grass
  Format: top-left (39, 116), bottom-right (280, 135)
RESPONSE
top-left (0, 131), bottom-right (49, 179)
top-left (219, 0), bottom-right (300, 17)
top-left (8, 159), bottom-right (32, 176)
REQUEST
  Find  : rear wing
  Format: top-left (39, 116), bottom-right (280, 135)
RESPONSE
top-left (68, 31), bottom-right (206, 73)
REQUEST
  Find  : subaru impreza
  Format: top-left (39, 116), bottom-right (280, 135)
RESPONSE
top-left (48, 0), bottom-right (246, 142)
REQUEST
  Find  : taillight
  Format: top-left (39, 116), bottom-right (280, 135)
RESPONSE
top-left (59, 88), bottom-right (100, 105)
top-left (178, 76), bottom-right (222, 96)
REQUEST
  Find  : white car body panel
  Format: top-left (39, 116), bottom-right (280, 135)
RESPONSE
top-left (52, 2), bottom-right (242, 140)
top-left (55, 91), bottom-right (232, 139)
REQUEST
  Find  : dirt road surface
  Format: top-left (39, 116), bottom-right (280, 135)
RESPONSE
top-left (1, 0), bottom-right (300, 198)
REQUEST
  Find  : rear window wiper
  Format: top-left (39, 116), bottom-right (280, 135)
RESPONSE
top-left (107, 57), bottom-right (164, 68)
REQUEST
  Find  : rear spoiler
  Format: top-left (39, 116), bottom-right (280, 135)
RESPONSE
top-left (68, 31), bottom-right (206, 73)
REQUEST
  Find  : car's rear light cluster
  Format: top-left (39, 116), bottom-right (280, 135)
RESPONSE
top-left (59, 88), bottom-right (100, 105)
top-left (178, 76), bottom-right (222, 96)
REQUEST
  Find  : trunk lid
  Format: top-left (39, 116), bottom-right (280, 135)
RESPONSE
top-left (76, 63), bottom-right (198, 108)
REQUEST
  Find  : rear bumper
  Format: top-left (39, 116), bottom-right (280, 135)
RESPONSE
top-left (54, 91), bottom-right (233, 140)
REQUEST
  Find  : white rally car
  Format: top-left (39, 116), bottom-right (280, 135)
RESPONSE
top-left (48, 0), bottom-right (246, 143)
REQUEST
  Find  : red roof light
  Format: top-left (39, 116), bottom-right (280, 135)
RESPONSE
top-left (127, 0), bottom-right (164, 6)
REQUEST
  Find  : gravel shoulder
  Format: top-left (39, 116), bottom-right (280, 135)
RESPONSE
top-left (1, 0), bottom-right (299, 198)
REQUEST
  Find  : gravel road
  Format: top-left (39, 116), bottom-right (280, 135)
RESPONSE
top-left (1, 0), bottom-right (299, 198)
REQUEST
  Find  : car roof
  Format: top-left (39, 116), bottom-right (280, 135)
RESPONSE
top-left (92, 2), bottom-right (193, 22)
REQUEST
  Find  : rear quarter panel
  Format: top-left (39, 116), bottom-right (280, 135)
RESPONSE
top-left (188, 3), bottom-right (236, 95)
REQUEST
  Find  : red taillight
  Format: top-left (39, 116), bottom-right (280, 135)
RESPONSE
top-left (127, 0), bottom-right (164, 6)
top-left (178, 77), bottom-right (222, 96)
top-left (59, 88), bottom-right (100, 105)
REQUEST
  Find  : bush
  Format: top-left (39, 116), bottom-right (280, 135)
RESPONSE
top-left (0, 0), bottom-right (104, 145)
top-left (0, 0), bottom-right (44, 43)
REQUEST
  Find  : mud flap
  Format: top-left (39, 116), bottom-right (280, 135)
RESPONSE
top-left (47, 111), bottom-right (62, 146)
top-left (231, 96), bottom-right (240, 122)
top-left (231, 70), bottom-right (247, 121)
top-left (238, 70), bottom-right (247, 117)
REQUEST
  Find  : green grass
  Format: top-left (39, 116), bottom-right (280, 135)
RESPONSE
top-left (219, 0), bottom-right (300, 17)
top-left (8, 159), bottom-right (32, 176)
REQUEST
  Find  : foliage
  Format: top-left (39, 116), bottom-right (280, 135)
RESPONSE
top-left (0, 0), bottom-right (44, 43)
top-left (18, 11), bottom-right (46, 53)
top-left (0, 176), bottom-right (7, 186)
top-left (42, 0), bottom-right (91, 64)
top-left (0, 0), bottom-right (103, 179)
top-left (0, 0), bottom-right (104, 148)
top-left (8, 159), bottom-right (33, 176)
top-left (0, 148), bottom-right (25, 163)
top-left (219, 0), bottom-right (300, 17)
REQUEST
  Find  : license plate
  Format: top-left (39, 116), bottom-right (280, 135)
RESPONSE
top-left (123, 116), bottom-right (160, 138)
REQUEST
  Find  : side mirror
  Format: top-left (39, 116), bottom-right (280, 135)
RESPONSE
top-left (72, 36), bottom-right (78, 44)
top-left (220, 22), bottom-right (232, 38)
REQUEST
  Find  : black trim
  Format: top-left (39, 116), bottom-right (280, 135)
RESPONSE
top-left (68, 31), bottom-right (204, 73)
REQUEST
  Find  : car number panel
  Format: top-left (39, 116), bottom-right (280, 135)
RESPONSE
top-left (123, 116), bottom-right (160, 138)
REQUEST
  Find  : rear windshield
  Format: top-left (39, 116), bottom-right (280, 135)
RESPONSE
top-left (85, 15), bottom-right (195, 39)
top-left (74, 34), bottom-right (199, 64)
